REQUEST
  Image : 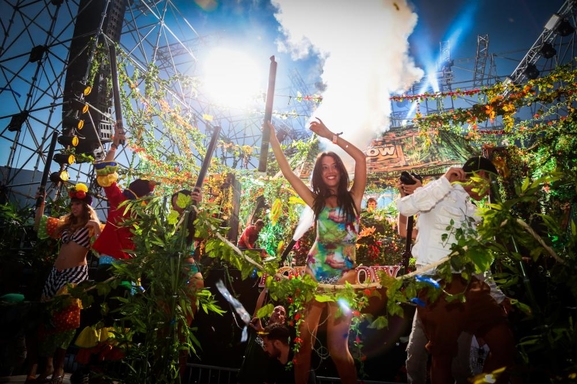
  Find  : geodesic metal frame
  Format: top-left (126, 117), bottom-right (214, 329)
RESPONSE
top-left (0, 0), bottom-right (314, 211)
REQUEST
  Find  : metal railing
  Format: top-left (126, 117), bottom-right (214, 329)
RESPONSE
top-left (184, 363), bottom-right (239, 384)
top-left (183, 363), bottom-right (400, 384)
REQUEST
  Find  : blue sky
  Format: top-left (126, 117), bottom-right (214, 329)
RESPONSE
top-left (172, 0), bottom-right (566, 146)
top-left (173, 0), bottom-right (564, 79)
top-left (408, 0), bottom-right (564, 75)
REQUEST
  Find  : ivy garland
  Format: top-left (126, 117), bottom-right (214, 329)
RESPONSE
top-left (72, 43), bottom-right (577, 382)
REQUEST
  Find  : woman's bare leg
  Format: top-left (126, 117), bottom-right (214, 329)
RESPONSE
top-left (294, 300), bottom-right (324, 384)
top-left (326, 302), bottom-right (357, 384)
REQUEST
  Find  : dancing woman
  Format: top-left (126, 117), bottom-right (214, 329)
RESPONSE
top-left (26, 184), bottom-right (101, 384)
top-left (268, 118), bottom-right (366, 384)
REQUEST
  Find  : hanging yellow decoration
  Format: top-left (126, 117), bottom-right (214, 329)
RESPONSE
top-left (269, 198), bottom-right (282, 226)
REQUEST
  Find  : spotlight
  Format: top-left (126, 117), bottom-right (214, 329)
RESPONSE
top-left (540, 43), bottom-right (556, 59)
top-left (69, 98), bottom-right (89, 114)
top-left (7, 111), bottom-right (29, 132)
top-left (50, 170), bottom-right (69, 183)
top-left (72, 81), bottom-right (92, 96)
top-left (545, 14), bottom-right (561, 31)
top-left (58, 135), bottom-right (79, 147)
top-left (524, 64), bottom-right (540, 80)
top-left (63, 116), bottom-right (85, 130)
top-left (29, 45), bottom-right (47, 63)
top-left (557, 19), bottom-right (575, 37)
top-left (53, 153), bottom-right (75, 165)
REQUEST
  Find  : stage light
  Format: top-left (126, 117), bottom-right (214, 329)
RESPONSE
top-left (58, 135), bottom-right (79, 147)
top-left (557, 19), bottom-right (575, 37)
top-left (540, 43), bottom-right (556, 59)
top-left (72, 81), bottom-right (92, 96)
top-left (69, 98), bottom-right (89, 114)
top-left (524, 64), bottom-right (540, 80)
top-left (544, 14), bottom-right (561, 31)
top-left (29, 45), bottom-right (47, 63)
top-left (50, 170), bottom-right (69, 183)
top-left (7, 111), bottom-right (29, 132)
top-left (53, 153), bottom-right (75, 165)
top-left (63, 116), bottom-right (84, 130)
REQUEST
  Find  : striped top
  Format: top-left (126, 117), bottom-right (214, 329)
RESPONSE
top-left (61, 226), bottom-right (91, 249)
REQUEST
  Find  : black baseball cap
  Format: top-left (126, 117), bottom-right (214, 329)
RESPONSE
top-left (462, 156), bottom-right (498, 175)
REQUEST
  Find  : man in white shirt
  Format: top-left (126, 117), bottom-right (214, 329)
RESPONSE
top-left (396, 156), bottom-right (516, 384)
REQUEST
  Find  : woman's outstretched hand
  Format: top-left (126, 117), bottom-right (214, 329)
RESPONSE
top-left (309, 117), bottom-right (332, 140)
top-left (267, 121), bottom-right (279, 146)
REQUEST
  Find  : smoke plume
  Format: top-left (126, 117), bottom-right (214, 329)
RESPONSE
top-left (272, 0), bottom-right (423, 168)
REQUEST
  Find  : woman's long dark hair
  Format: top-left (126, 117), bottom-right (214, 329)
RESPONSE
top-left (310, 152), bottom-right (358, 221)
top-left (61, 200), bottom-right (98, 233)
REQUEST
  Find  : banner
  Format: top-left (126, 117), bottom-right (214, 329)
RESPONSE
top-left (259, 265), bottom-right (401, 287)
top-left (365, 125), bottom-right (468, 176)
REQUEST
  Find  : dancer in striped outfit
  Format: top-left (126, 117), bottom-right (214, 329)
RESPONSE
top-left (25, 183), bottom-right (101, 384)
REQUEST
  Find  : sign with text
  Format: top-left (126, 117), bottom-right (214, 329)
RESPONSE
top-left (365, 126), bottom-right (465, 176)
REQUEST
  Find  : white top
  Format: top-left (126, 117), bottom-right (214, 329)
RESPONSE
top-left (395, 176), bottom-right (480, 274)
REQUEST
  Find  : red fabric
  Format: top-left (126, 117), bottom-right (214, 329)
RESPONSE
top-left (53, 304), bottom-right (81, 331)
top-left (92, 182), bottom-right (135, 260)
top-left (238, 225), bottom-right (259, 249)
top-left (46, 217), bottom-right (60, 238)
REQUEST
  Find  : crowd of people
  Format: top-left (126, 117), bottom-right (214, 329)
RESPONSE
top-left (17, 117), bottom-right (521, 384)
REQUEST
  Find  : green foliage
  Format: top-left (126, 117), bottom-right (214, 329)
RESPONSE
top-left (0, 202), bottom-right (33, 265)
top-left (76, 195), bottom-right (229, 383)
top-left (0, 202), bottom-right (63, 298)
top-left (3, 46), bottom-right (575, 383)
top-left (357, 209), bottom-right (405, 266)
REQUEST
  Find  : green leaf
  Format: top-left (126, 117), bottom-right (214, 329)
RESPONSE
top-left (314, 294), bottom-right (335, 303)
top-left (167, 210), bottom-right (180, 225)
top-left (467, 247), bottom-right (494, 272)
top-left (256, 303), bottom-right (274, 319)
top-left (367, 315), bottom-right (389, 330)
top-left (176, 192), bottom-right (192, 209)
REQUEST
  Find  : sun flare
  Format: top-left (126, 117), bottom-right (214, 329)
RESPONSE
top-left (201, 48), bottom-right (264, 109)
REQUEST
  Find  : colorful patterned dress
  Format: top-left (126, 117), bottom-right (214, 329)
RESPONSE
top-left (306, 206), bottom-right (359, 283)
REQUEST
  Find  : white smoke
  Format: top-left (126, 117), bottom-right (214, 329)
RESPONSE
top-left (271, 0), bottom-right (424, 168)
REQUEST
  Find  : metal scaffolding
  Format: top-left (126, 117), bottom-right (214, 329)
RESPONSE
top-left (0, 0), bottom-right (312, 209)
top-left (390, 0), bottom-right (577, 132)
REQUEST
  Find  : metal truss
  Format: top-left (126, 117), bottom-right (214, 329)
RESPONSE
top-left (0, 0), bottom-right (312, 209)
top-left (472, 34), bottom-right (490, 88)
top-left (391, 0), bottom-right (577, 134)
top-left (507, 0), bottom-right (577, 85)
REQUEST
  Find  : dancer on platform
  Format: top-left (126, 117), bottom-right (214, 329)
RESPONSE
top-left (268, 118), bottom-right (366, 384)
top-left (92, 127), bottom-right (157, 266)
top-left (26, 184), bottom-right (101, 384)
